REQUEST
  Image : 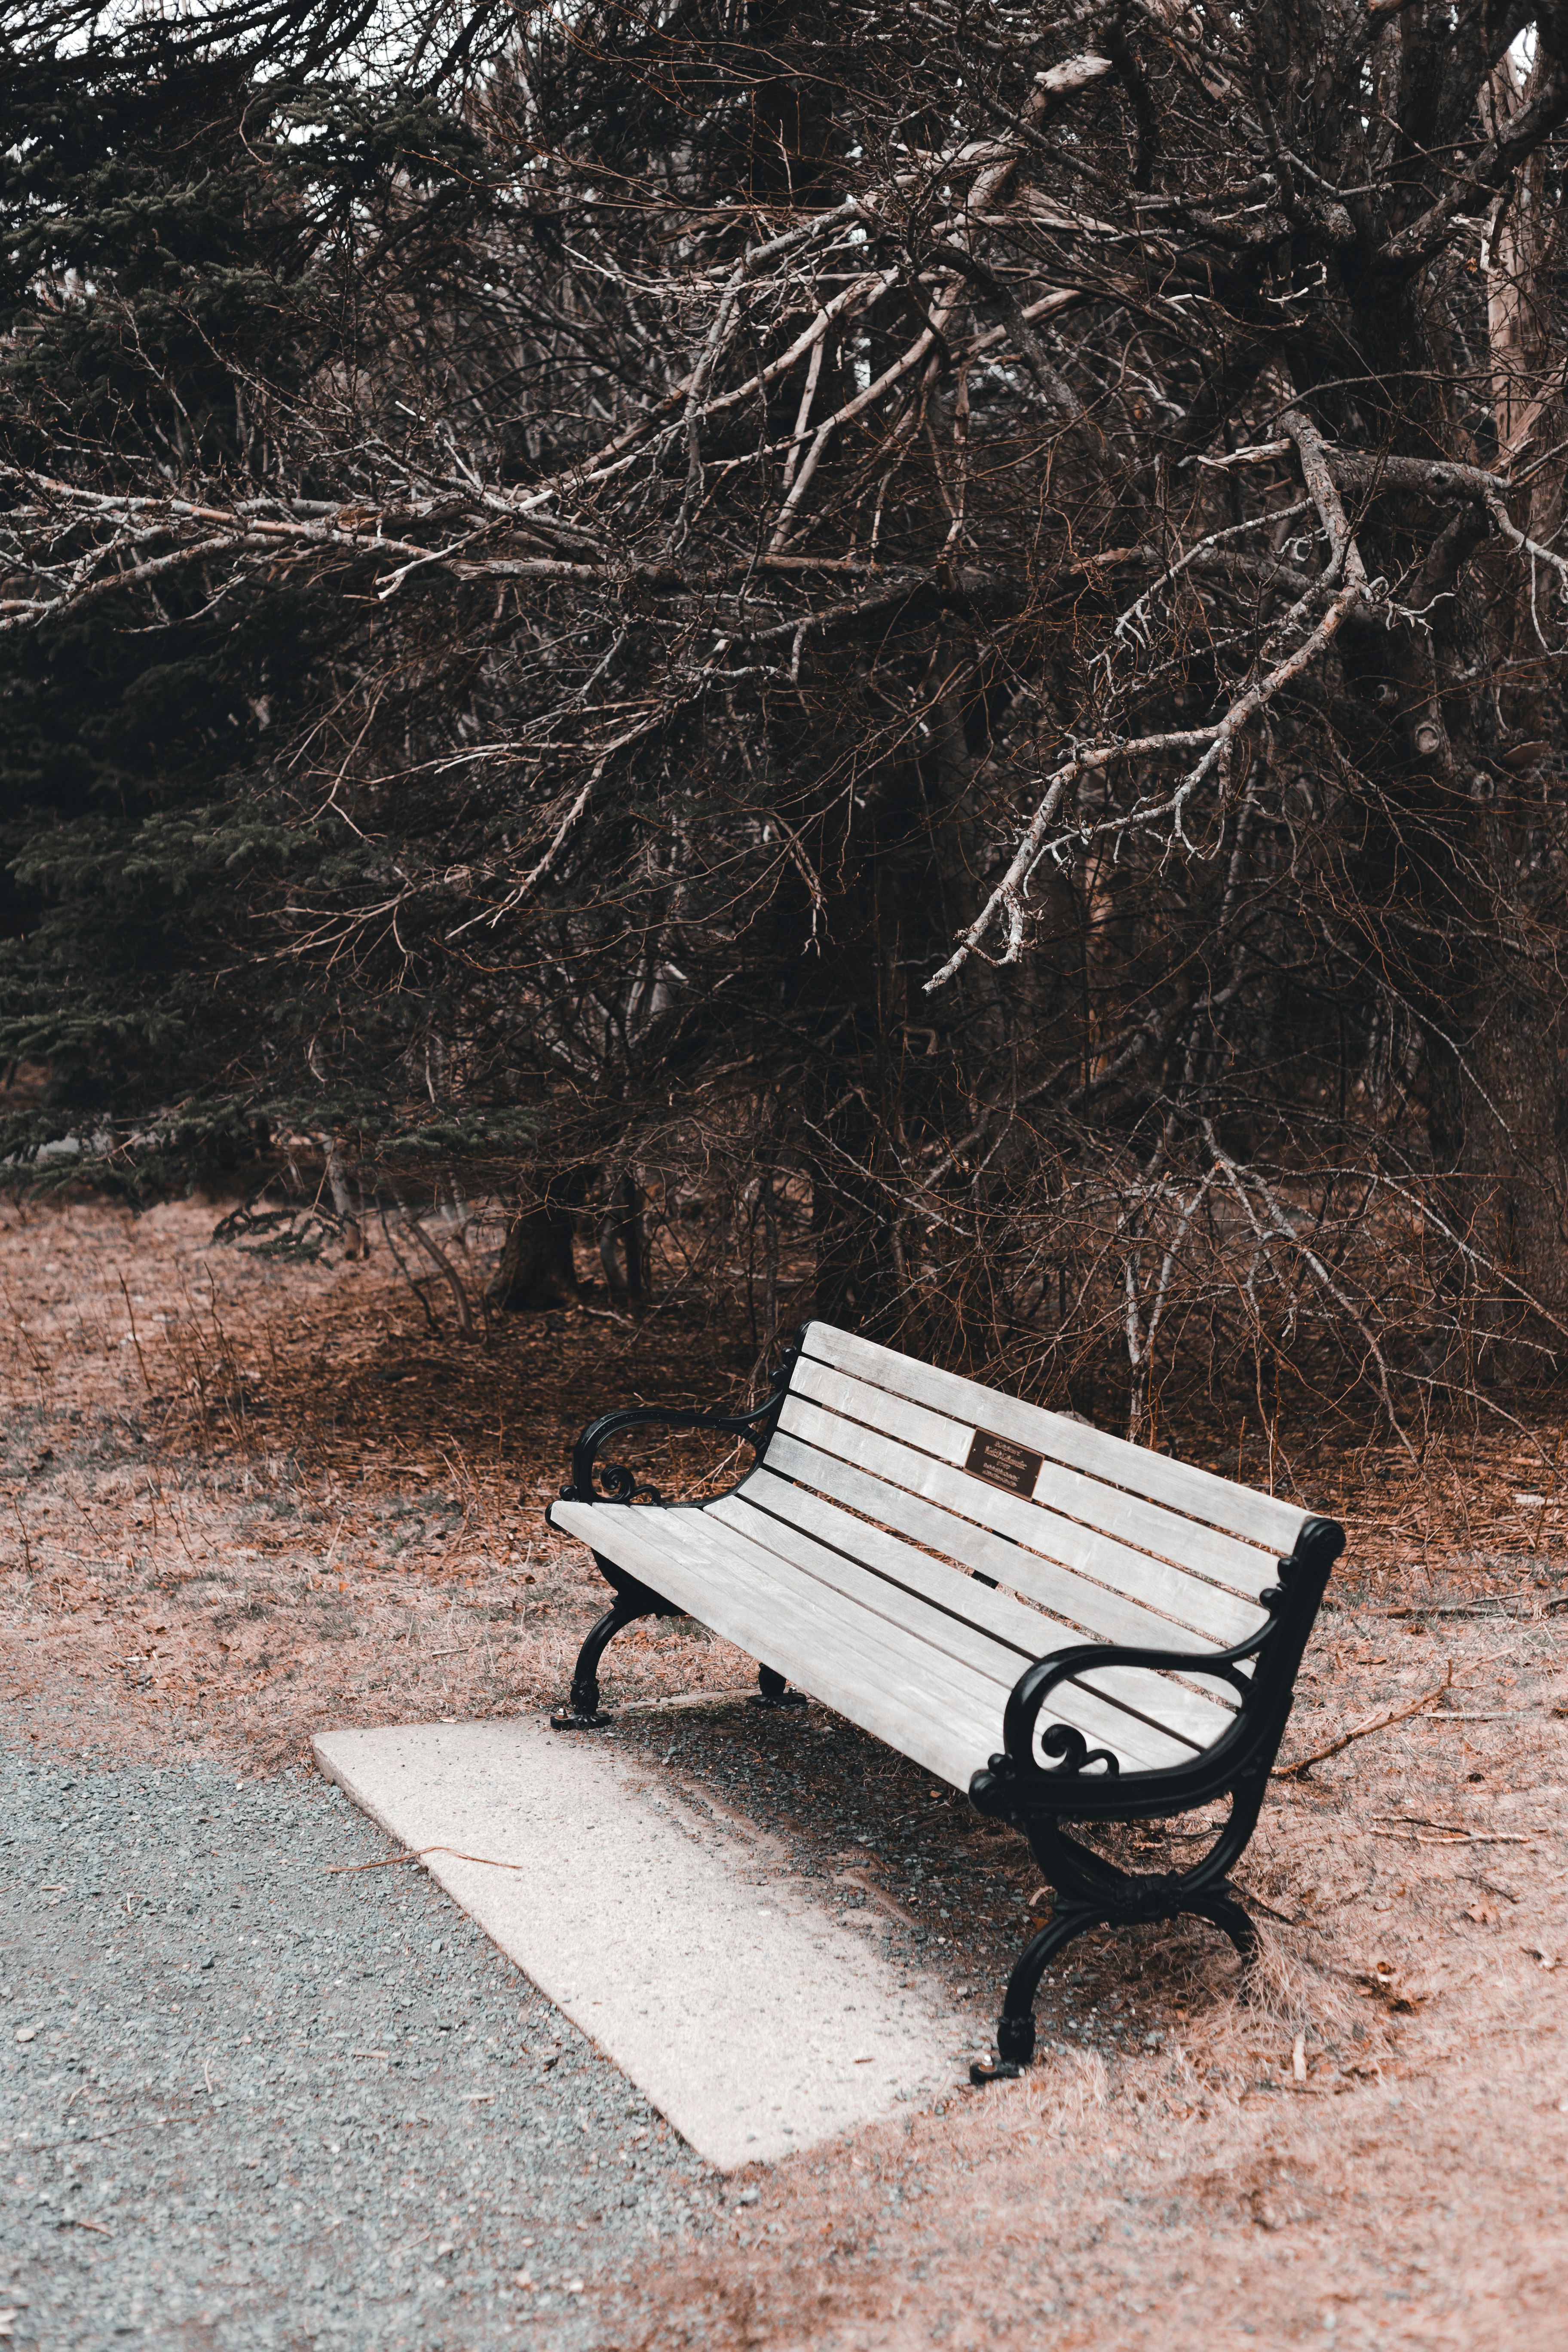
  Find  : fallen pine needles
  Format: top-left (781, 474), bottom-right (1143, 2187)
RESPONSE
top-left (1274, 1660), bottom-right (1455, 1778)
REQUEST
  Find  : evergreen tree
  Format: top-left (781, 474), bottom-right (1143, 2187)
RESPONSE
top-left (7, 0), bottom-right (1568, 1433)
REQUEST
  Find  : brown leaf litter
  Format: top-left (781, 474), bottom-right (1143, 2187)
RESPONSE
top-left (2, 1194), bottom-right (1566, 2348)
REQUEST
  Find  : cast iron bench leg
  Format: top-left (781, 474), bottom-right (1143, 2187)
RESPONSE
top-left (970, 1904), bottom-right (1103, 2081)
top-left (970, 1808), bottom-right (1265, 2085)
top-left (550, 1560), bottom-right (674, 1728)
top-left (749, 1664), bottom-right (807, 1709)
top-left (968, 1885), bottom-right (1259, 2084)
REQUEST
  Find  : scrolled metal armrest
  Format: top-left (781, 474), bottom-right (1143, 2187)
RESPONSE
top-left (557, 1333), bottom-right (802, 1505)
top-left (997, 1616), bottom-right (1283, 1783)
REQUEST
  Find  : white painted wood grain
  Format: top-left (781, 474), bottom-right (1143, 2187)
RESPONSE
top-left (760, 1427), bottom-right (1260, 1651)
top-left (774, 1400), bottom-right (1272, 1637)
top-left (551, 1498), bottom-right (990, 1786)
top-left (727, 1473), bottom-right (1237, 1752)
top-left (672, 1503), bottom-right (1193, 1774)
top-left (799, 1321), bottom-right (1317, 1554)
top-left (555, 1495), bottom-right (1194, 1775)
top-left (784, 1361), bottom-right (1283, 1599)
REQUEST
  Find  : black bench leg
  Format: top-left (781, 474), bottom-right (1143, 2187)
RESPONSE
top-left (970, 1877), bottom-right (1262, 2086)
top-left (550, 1594), bottom-right (650, 1730)
top-left (1183, 1886), bottom-right (1259, 1966)
top-left (748, 1665), bottom-right (807, 1710)
top-left (970, 1903), bottom-right (1102, 2085)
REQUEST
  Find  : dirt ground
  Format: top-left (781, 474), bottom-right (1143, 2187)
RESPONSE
top-left (2, 1194), bottom-right (1566, 2349)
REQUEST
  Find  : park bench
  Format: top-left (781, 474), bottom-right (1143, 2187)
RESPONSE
top-left (545, 1320), bottom-right (1344, 2081)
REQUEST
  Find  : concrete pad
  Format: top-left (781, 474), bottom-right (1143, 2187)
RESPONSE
top-left (314, 1717), bottom-right (964, 2169)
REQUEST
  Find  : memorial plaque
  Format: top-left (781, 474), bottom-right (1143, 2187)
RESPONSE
top-left (964, 1427), bottom-right (1044, 1498)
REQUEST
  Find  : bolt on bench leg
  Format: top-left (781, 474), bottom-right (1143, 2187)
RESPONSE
top-left (748, 1664), bottom-right (807, 1710)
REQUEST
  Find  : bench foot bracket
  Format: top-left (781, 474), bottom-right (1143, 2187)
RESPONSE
top-left (748, 1665), bottom-right (807, 1710)
top-left (549, 1700), bottom-right (615, 1730)
top-left (968, 2057), bottom-right (1023, 2085)
top-left (969, 2006), bottom-right (1039, 2085)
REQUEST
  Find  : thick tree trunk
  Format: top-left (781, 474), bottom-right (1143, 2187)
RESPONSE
top-left (487, 1200), bottom-right (580, 1312)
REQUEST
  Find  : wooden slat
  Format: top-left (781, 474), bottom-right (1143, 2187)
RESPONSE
top-left (761, 1429), bottom-right (1260, 1652)
top-left (622, 1504), bottom-right (1066, 1770)
top-left (798, 1321), bottom-right (1316, 1555)
top-left (663, 1504), bottom-right (1193, 1774)
top-left (787, 1356), bottom-right (1283, 1599)
top-left (726, 1474), bottom-right (1237, 1752)
top-left (710, 1490), bottom-right (1209, 1759)
top-left (774, 1403), bottom-right (1268, 1644)
top-left (550, 1501), bottom-right (992, 1787)
top-left (564, 1497), bottom-right (1004, 1748)
top-left (747, 1462), bottom-right (1247, 1720)
top-left (709, 1488), bottom-right (1036, 1683)
top-left (744, 1465), bottom-right (1106, 1658)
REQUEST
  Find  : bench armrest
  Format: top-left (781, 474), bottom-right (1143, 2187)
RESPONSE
top-left (973, 1514), bottom-right (1344, 1813)
top-left (997, 1623), bottom-right (1274, 1781)
top-left (554, 1329), bottom-right (804, 1506)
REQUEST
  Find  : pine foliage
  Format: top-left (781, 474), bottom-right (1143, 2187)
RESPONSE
top-left (6, 0), bottom-right (1568, 1437)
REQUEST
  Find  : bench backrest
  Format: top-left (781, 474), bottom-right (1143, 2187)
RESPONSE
top-left (763, 1322), bottom-right (1317, 1659)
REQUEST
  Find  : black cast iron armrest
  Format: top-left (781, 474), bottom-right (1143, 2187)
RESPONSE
top-left (999, 1618), bottom-right (1277, 1777)
top-left (552, 1330), bottom-right (804, 1507)
top-left (542, 1332), bottom-right (808, 1730)
top-left (974, 1513), bottom-right (1344, 1813)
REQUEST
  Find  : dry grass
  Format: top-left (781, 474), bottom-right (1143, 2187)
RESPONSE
top-left (2, 1193), bottom-right (1567, 2348)
top-left (591, 1638), bottom-right (1567, 2349)
top-left (0, 1192), bottom-right (777, 1764)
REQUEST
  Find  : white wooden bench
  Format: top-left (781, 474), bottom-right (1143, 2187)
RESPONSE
top-left (545, 1320), bottom-right (1344, 2079)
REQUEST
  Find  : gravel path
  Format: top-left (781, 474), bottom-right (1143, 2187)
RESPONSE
top-left (0, 1748), bottom-right (732, 2349)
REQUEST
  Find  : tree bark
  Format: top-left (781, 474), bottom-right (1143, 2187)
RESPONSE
top-left (487, 1201), bottom-right (580, 1313)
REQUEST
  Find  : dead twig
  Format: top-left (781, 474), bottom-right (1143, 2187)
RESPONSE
top-left (1236, 1886), bottom-right (1303, 1924)
top-left (324, 1843), bottom-right (526, 1876)
top-left (116, 1273), bottom-right (154, 1391)
top-left (1369, 1819), bottom-right (1534, 1846)
top-left (400, 1213), bottom-right (479, 1343)
top-left (1273, 1660), bottom-right (1455, 1777)
top-left (375, 1197), bottom-right (441, 1336)
top-left (1380, 1603), bottom-right (1535, 1619)
top-left (1425, 1710), bottom-right (1537, 1722)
